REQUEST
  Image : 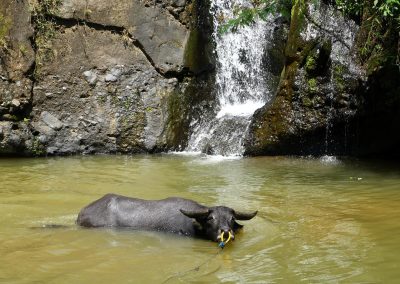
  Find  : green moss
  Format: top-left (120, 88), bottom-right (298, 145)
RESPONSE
top-left (145, 106), bottom-right (154, 112)
top-left (19, 43), bottom-right (28, 56)
top-left (31, 137), bottom-right (45, 156)
top-left (0, 12), bottom-right (11, 49)
top-left (0, 114), bottom-right (17, 121)
top-left (165, 89), bottom-right (187, 148)
top-left (305, 55), bottom-right (317, 73)
top-left (332, 64), bottom-right (347, 92)
top-left (286, 0), bottom-right (306, 58)
top-left (183, 0), bottom-right (214, 75)
top-left (184, 27), bottom-right (212, 74)
top-left (276, 0), bottom-right (310, 101)
top-left (184, 29), bottom-right (200, 71)
top-left (301, 96), bottom-right (313, 107)
top-left (121, 96), bottom-right (136, 111)
top-left (308, 78), bottom-right (318, 92)
top-left (333, 64), bottom-right (345, 75)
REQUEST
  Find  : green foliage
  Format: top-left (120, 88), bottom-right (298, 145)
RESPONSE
top-left (373, 0), bottom-right (400, 18)
top-left (334, 0), bottom-right (400, 24)
top-left (220, 0), bottom-right (398, 69)
top-left (220, 0), bottom-right (399, 34)
top-left (328, 1), bottom-right (399, 69)
top-left (358, 1), bottom-right (398, 66)
top-left (305, 55), bottom-right (317, 73)
top-left (31, 137), bottom-right (45, 156)
top-left (31, 0), bottom-right (62, 16)
top-left (219, 0), bottom-right (293, 33)
top-left (334, 0), bottom-right (364, 17)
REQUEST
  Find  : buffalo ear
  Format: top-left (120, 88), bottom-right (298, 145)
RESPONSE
top-left (234, 222), bottom-right (243, 231)
top-left (180, 208), bottom-right (210, 219)
top-left (234, 210), bottom-right (258, 220)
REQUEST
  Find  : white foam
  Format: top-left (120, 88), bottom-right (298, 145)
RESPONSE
top-left (167, 151), bottom-right (202, 156)
top-left (320, 155), bottom-right (340, 165)
top-left (168, 151), bottom-right (241, 162)
top-left (204, 154), bottom-right (242, 162)
top-left (216, 101), bottom-right (265, 118)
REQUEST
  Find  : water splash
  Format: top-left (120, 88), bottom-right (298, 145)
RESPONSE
top-left (185, 0), bottom-right (275, 156)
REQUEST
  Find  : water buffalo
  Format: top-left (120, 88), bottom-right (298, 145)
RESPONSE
top-left (77, 194), bottom-right (257, 243)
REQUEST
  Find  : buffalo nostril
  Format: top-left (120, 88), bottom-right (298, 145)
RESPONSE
top-left (218, 229), bottom-right (235, 243)
top-left (221, 230), bottom-right (234, 241)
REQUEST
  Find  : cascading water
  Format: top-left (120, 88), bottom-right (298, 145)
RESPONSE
top-left (186, 0), bottom-right (276, 156)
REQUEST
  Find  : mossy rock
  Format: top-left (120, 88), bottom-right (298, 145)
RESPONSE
top-left (304, 40), bottom-right (332, 77)
top-left (184, 28), bottom-right (213, 74)
top-left (183, 0), bottom-right (214, 75)
top-left (164, 74), bottom-right (216, 150)
top-left (307, 78), bottom-right (318, 93)
top-left (0, 12), bottom-right (11, 47)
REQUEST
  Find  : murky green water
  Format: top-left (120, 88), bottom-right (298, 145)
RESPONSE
top-left (1, 154), bottom-right (399, 283)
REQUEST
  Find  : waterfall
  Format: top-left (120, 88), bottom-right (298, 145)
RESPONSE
top-left (185, 0), bottom-right (275, 156)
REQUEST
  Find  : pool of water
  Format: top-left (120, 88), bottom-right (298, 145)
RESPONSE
top-left (1, 154), bottom-right (399, 283)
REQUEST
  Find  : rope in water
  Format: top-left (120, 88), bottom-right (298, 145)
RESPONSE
top-left (162, 232), bottom-right (233, 283)
top-left (162, 249), bottom-right (222, 283)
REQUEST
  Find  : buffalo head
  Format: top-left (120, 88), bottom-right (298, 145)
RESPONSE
top-left (180, 206), bottom-right (257, 242)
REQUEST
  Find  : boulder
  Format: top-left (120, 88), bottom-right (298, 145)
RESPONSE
top-left (245, 1), bottom-right (364, 156)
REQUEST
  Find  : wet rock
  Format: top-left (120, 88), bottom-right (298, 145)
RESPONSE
top-left (202, 143), bottom-right (214, 155)
top-left (46, 147), bottom-right (58, 155)
top-left (245, 1), bottom-right (364, 156)
top-left (0, 121), bottom-right (34, 155)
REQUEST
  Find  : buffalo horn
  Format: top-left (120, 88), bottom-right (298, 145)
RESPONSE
top-left (180, 208), bottom-right (210, 219)
top-left (234, 210), bottom-right (258, 220)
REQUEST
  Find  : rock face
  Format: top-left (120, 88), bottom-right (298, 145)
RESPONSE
top-left (31, 24), bottom-right (175, 155)
top-left (1, 0), bottom-right (397, 158)
top-left (245, 0), bottom-right (400, 157)
top-left (56, 0), bottom-right (189, 74)
top-left (0, 0), bottom-right (214, 156)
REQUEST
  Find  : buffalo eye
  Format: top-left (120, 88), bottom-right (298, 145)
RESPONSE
top-left (207, 215), bottom-right (215, 222)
